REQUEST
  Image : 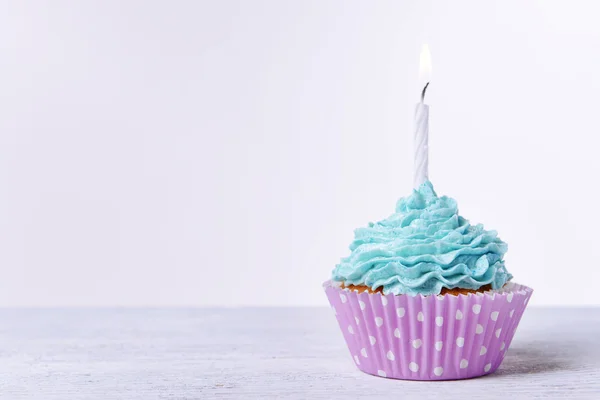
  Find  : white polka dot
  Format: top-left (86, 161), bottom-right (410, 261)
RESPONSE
top-left (396, 307), bottom-right (405, 318)
top-left (510, 309), bottom-right (515, 318)
top-left (359, 300), bottom-right (366, 310)
top-left (409, 362), bottom-right (419, 372)
top-left (394, 328), bottom-right (401, 338)
top-left (456, 310), bottom-right (463, 320)
top-left (361, 348), bottom-right (368, 358)
top-left (354, 355), bottom-right (360, 365)
top-left (435, 341), bottom-right (443, 351)
top-left (435, 317), bottom-right (444, 327)
top-left (459, 359), bottom-right (469, 369)
top-left (348, 326), bottom-right (354, 334)
top-left (484, 363), bottom-right (492, 372)
top-left (433, 367), bottom-right (443, 376)
top-left (507, 293), bottom-right (514, 302)
top-left (500, 341), bottom-right (505, 350)
top-left (490, 311), bottom-right (499, 321)
top-left (369, 336), bottom-right (377, 345)
top-left (412, 339), bottom-right (422, 349)
top-left (381, 296), bottom-right (388, 306)
top-left (417, 312), bottom-right (424, 321)
top-left (480, 346), bottom-right (487, 355)
top-left (386, 350), bottom-right (395, 361)
top-left (340, 294), bottom-right (347, 303)
top-left (475, 324), bottom-right (484, 334)
top-left (472, 304), bottom-right (481, 314)
top-left (377, 370), bottom-right (387, 377)
top-left (495, 328), bottom-right (502, 338)
top-left (456, 337), bottom-right (465, 347)
top-left (375, 317), bottom-right (383, 327)
top-left (355, 317), bottom-right (360, 325)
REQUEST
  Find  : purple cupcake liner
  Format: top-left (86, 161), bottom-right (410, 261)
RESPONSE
top-left (324, 281), bottom-right (533, 380)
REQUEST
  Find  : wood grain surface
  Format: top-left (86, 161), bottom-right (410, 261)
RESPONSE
top-left (0, 308), bottom-right (598, 399)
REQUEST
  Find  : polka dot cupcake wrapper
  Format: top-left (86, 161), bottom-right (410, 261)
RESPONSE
top-left (324, 281), bottom-right (533, 381)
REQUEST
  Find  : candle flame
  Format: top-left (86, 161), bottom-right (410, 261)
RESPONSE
top-left (419, 44), bottom-right (432, 83)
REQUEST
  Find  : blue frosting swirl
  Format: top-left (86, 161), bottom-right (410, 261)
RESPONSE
top-left (332, 181), bottom-right (512, 296)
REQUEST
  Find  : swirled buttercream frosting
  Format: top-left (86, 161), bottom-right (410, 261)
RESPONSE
top-left (332, 181), bottom-right (512, 296)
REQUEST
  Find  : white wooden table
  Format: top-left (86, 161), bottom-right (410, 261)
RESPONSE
top-left (0, 308), bottom-right (598, 399)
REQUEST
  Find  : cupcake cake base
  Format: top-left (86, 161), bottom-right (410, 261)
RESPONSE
top-left (325, 280), bottom-right (533, 381)
top-left (341, 283), bottom-right (494, 296)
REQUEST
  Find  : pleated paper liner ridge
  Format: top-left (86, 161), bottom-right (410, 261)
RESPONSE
top-left (324, 280), bottom-right (533, 380)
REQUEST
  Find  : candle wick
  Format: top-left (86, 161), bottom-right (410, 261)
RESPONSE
top-left (421, 82), bottom-right (430, 103)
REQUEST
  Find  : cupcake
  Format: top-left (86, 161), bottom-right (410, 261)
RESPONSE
top-left (324, 181), bottom-right (532, 380)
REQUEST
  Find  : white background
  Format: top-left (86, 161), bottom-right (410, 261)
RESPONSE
top-left (1, 1), bottom-right (599, 307)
